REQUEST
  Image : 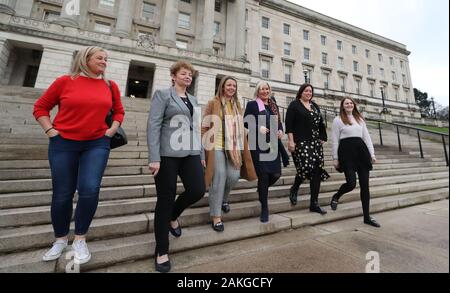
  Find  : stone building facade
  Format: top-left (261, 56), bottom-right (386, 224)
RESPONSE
top-left (0, 0), bottom-right (422, 122)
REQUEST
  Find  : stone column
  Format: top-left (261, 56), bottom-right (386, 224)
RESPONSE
top-left (54, 0), bottom-right (80, 28)
top-left (0, 0), bottom-right (16, 15)
top-left (14, 0), bottom-right (33, 18)
top-left (35, 47), bottom-right (74, 89)
top-left (152, 64), bottom-right (172, 95)
top-left (0, 38), bottom-right (12, 85)
top-left (200, 0), bottom-right (214, 54)
top-left (105, 57), bottom-right (130, 94)
top-left (159, 0), bottom-right (178, 47)
top-left (234, 0), bottom-right (246, 60)
top-left (195, 71), bottom-right (216, 105)
top-left (225, 0), bottom-right (236, 59)
top-left (114, 0), bottom-right (135, 38)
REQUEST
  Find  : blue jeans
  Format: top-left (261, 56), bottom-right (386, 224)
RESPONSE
top-left (48, 135), bottom-right (110, 238)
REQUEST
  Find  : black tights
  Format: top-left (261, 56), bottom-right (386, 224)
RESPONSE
top-left (291, 166), bottom-right (322, 206)
top-left (258, 173), bottom-right (281, 211)
top-left (335, 168), bottom-right (371, 219)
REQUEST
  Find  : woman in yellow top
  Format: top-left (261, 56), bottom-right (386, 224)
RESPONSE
top-left (202, 76), bottom-right (257, 232)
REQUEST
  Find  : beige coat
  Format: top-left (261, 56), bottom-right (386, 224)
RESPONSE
top-left (201, 97), bottom-right (257, 189)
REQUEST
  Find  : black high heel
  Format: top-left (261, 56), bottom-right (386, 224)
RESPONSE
top-left (289, 186), bottom-right (298, 205)
top-left (169, 219), bottom-right (182, 238)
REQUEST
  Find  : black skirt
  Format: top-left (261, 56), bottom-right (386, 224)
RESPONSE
top-left (337, 137), bottom-right (373, 173)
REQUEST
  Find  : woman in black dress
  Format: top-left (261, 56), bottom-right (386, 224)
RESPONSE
top-left (285, 84), bottom-right (329, 214)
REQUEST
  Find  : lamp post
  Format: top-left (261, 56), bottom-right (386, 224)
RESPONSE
top-left (303, 69), bottom-right (308, 84)
top-left (431, 97), bottom-right (437, 119)
top-left (380, 86), bottom-right (388, 114)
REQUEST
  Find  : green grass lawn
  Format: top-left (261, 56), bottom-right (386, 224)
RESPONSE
top-left (417, 126), bottom-right (449, 134)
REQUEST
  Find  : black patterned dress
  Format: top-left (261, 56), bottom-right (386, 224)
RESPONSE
top-left (292, 106), bottom-right (330, 182)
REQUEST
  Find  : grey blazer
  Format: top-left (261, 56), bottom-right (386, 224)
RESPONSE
top-left (147, 87), bottom-right (204, 163)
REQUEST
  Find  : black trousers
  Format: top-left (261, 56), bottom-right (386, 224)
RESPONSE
top-left (292, 166), bottom-right (323, 207)
top-left (257, 173), bottom-right (281, 211)
top-left (154, 156), bottom-right (205, 256)
top-left (335, 167), bottom-right (371, 219)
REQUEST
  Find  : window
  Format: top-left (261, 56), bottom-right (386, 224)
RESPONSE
top-left (94, 21), bottom-right (111, 33)
top-left (284, 64), bottom-right (293, 83)
top-left (43, 10), bottom-right (60, 22)
top-left (392, 71), bottom-right (397, 82)
top-left (369, 82), bottom-right (375, 97)
top-left (402, 74), bottom-right (407, 85)
top-left (213, 47), bottom-right (220, 56)
top-left (355, 79), bottom-right (361, 94)
top-left (322, 52), bottom-right (328, 65)
top-left (180, 0), bottom-right (191, 3)
top-left (365, 49), bottom-right (370, 58)
top-left (337, 40), bottom-right (342, 51)
top-left (176, 40), bottom-right (188, 50)
top-left (323, 72), bottom-right (330, 89)
top-left (262, 16), bottom-right (269, 29)
top-left (321, 35), bottom-right (327, 46)
top-left (338, 57), bottom-right (344, 69)
top-left (352, 45), bottom-right (357, 54)
top-left (304, 48), bottom-right (310, 60)
top-left (142, 2), bottom-right (155, 21)
top-left (390, 57), bottom-right (394, 66)
top-left (283, 23), bottom-right (290, 35)
top-left (394, 87), bottom-right (399, 101)
top-left (178, 13), bottom-right (190, 29)
top-left (261, 60), bottom-right (270, 79)
top-left (380, 68), bottom-right (385, 78)
top-left (378, 53), bottom-right (383, 62)
top-left (215, 0), bottom-right (221, 12)
top-left (99, 0), bottom-right (115, 8)
top-left (367, 64), bottom-right (373, 76)
top-left (400, 60), bottom-right (404, 70)
top-left (213, 22), bottom-right (220, 37)
top-left (340, 76), bottom-right (346, 92)
top-left (284, 42), bottom-right (291, 56)
top-left (303, 30), bottom-right (309, 41)
top-left (261, 36), bottom-right (270, 50)
top-left (353, 61), bottom-right (359, 72)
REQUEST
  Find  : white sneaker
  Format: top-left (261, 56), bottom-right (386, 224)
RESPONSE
top-left (42, 239), bottom-right (68, 261)
top-left (72, 239), bottom-right (91, 265)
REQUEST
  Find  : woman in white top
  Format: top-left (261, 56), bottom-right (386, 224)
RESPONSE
top-left (330, 97), bottom-right (380, 227)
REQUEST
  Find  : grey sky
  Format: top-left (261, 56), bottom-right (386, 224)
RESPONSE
top-left (288, 0), bottom-right (449, 107)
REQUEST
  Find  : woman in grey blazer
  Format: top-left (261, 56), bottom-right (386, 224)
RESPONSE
top-left (147, 61), bottom-right (206, 273)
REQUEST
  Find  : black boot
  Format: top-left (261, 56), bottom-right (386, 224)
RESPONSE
top-left (260, 207), bottom-right (269, 223)
top-left (289, 185), bottom-right (298, 205)
top-left (330, 194), bottom-right (339, 211)
top-left (310, 200), bottom-right (327, 215)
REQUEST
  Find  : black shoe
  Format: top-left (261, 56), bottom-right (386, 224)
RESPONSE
top-left (260, 209), bottom-right (269, 223)
top-left (212, 221), bottom-right (224, 232)
top-left (330, 194), bottom-right (339, 211)
top-left (310, 205), bottom-right (327, 215)
top-left (289, 186), bottom-right (298, 206)
top-left (221, 202), bottom-right (230, 214)
top-left (169, 220), bottom-right (182, 238)
top-left (364, 217), bottom-right (381, 228)
top-left (154, 255), bottom-right (171, 273)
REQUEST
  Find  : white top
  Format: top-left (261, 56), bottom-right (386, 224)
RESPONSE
top-left (331, 115), bottom-right (375, 160)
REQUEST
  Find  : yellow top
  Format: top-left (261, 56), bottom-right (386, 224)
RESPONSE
top-left (216, 100), bottom-right (233, 150)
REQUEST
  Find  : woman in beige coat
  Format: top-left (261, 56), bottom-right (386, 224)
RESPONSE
top-left (202, 76), bottom-right (257, 232)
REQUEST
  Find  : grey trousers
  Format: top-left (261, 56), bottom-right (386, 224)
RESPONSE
top-left (209, 150), bottom-right (241, 217)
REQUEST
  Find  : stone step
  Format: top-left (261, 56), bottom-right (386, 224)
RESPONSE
top-left (0, 188), bottom-right (447, 273)
top-left (0, 182), bottom-right (448, 255)
top-left (0, 165), bottom-right (447, 209)
top-left (0, 175), bottom-right (447, 229)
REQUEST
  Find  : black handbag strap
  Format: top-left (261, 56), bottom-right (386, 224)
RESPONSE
top-left (106, 80), bottom-right (114, 111)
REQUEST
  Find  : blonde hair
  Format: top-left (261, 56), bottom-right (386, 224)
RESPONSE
top-left (253, 80), bottom-right (272, 99)
top-left (71, 46), bottom-right (107, 79)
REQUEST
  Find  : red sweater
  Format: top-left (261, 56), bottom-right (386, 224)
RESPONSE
top-left (33, 75), bottom-right (125, 141)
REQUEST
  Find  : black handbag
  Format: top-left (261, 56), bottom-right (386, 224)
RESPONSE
top-left (106, 81), bottom-right (127, 149)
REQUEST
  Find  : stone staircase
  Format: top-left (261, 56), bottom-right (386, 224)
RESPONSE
top-left (0, 86), bottom-right (448, 273)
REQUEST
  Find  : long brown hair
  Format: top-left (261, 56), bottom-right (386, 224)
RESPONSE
top-left (339, 97), bottom-right (365, 125)
top-left (216, 76), bottom-right (242, 112)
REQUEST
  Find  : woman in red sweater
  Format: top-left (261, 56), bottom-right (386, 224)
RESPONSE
top-left (33, 46), bottom-right (125, 265)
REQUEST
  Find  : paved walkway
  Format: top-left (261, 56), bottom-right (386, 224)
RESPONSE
top-left (97, 199), bottom-right (449, 273)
